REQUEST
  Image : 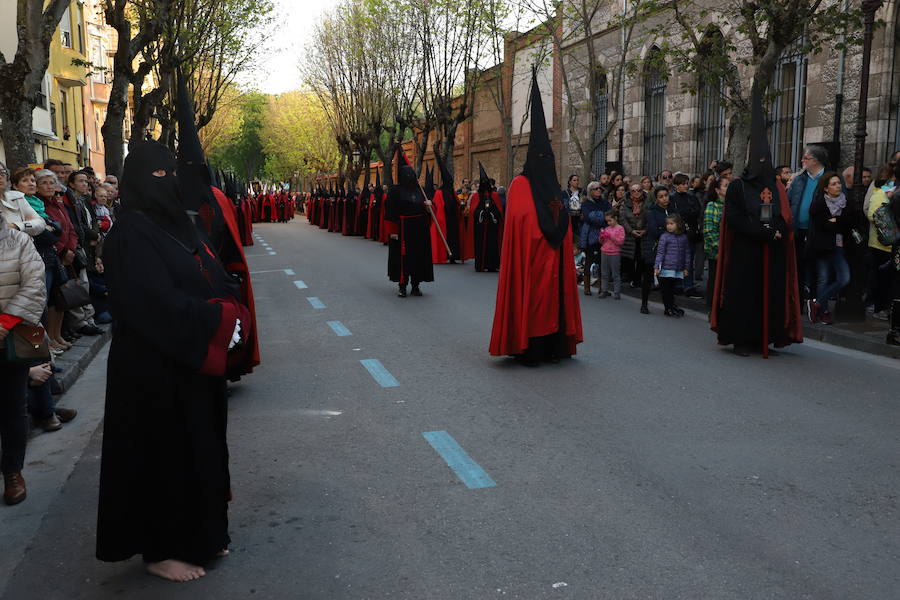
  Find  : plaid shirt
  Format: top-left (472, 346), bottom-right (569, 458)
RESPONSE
top-left (703, 197), bottom-right (724, 259)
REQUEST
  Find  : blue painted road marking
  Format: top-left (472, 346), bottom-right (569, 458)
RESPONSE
top-left (307, 297), bottom-right (326, 309)
top-left (285, 268), bottom-right (295, 275)
top-left (360, 359), bottom-right (399, 387)
top-left (327, 321), bottom-right (352, 336)
top-left (294, 280), bottom-right (308, 289)
top-left (422, 431), bottom-right (496, 489)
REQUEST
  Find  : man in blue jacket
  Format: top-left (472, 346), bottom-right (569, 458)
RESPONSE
top-left (787, 145), bottom-right (828, 297)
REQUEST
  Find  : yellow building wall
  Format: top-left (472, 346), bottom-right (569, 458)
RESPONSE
top-left (45, 0), bottom-right (89, 168)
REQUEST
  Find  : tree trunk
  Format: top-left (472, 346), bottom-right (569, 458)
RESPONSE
top-left (0, 93), bottom-right (37, 170)
top-left (102, 77), bottom-right (128, 177)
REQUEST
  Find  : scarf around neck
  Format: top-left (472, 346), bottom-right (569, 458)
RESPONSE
top-left (825, 192), bottom-right (846, 216)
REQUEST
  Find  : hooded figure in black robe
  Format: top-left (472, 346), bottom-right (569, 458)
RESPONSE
top-left (96, 140), bottom-right (249, 575)
top-left (386, 160), bottom-right (434, 297)
top-left (472, 162), bottom-right (503, 272)
top-left (710, 82), bottom-right (803, 356)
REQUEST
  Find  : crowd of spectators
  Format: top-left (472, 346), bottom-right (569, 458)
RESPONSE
top-left (0, 158), bottom-right (119, 506)
top-left (558, 150), bottom-right (899, 334)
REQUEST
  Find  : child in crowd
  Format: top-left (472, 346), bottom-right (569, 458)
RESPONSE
top-left (654, 215), bottom-right (691, 317)
top-left (598, 212), bottom-right (625, 299)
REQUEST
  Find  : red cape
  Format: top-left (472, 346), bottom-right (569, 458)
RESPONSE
top-left (489, 176), bottom-right (583, 356)
top-left (430, 189), bottom-right (450, 264)
top-left (460, 192), bottom-right (476, 261)
top-left (212, 187), bottom-right (261, 375)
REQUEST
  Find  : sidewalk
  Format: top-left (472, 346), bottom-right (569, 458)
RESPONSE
top-left (53, 324), bottom-right (111, 393)
top-left (610, 283), bottom-right (900, 360)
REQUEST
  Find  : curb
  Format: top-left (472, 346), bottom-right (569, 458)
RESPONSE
top-left (53, 324), bottom-right (112, 394)
top-left (611, 285), bottom-right (900, 360)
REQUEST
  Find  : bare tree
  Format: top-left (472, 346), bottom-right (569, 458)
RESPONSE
top-left (0, 0), bottom-right (72, 169)
top-left (523, 0), bottom-right (650, 185)
top-left (412, 0), bottom-right (483, 176)
top-left (659, 0), bottom-right (860, 170)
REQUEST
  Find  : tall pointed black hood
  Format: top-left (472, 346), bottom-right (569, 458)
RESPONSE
top-left (424, 164), bottom-right (435, 200)
top-left (522, 69), bottom-right (568, 248)
top-left (176, 71), bottom-right (226, 247)
top-left (743, 80), bottom-right (776, 185)
top-left (478, 162), bottom-right (491, 193)
top-left (435, 152), bottom-right (454, 200)
top-left (735, 79), bottom-right (782, 223)
top-left (176, 71), bottom-right (213, 211)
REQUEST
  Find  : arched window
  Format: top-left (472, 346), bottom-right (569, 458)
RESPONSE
top-left (696, 30), bottom-right (726, 172)
top-left (770, 42), bottom-right (807, 170)
top-left (643, 47), bottom-right (667, 177)
top-left (592, 72), bottom-right (609, 176)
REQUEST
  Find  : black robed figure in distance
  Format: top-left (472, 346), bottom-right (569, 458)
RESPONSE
top-left (386, 164), bottom-right (434, 297)
top-left (96, 141), bottom-right (248, 582)
top-left (472, 162), bottom-right (503, 272)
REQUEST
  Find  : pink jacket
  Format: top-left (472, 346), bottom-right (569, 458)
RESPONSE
top-left (600, 224), bottom-right (625, 255)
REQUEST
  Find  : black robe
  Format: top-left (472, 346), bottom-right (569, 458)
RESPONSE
top-left (472, 192), bottom-right (503, 272)
top-left (97, 211), bottom-right (246, 566)
top-left (386, 185), bottom-right (434, 285)
top-left (443, 188), bottom-right (461, 258)
top-left (711, 179), bottom-right (802, 349)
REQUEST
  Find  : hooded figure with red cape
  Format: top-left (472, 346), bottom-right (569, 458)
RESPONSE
top-left (427, 164), bottom-right (450, 264)
top-left (710, 82), bottom-right (803, 357)
top-left (488, 71), bottom-right (583, 365)
top-left (173, 72), bottom-right (259, 380)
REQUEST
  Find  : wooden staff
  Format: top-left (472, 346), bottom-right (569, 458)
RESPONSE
top-left (415, 181), bottom-right (453, 258)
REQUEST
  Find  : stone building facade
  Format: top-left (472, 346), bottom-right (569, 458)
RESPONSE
top-left (398, 0), bottom-right (900, 192)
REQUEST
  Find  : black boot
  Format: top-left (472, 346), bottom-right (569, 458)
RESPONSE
top-left (397, 284), bottom-right (407, 298)
top-left (411, 284), bottom-right (422, 297)
top-left (887, 300), bottom-right (900, 346)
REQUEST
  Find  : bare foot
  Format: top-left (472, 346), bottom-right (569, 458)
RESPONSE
top-left (146, 559), bottom-right (206, 582)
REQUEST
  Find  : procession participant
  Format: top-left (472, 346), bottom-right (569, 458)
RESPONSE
top-left (711, 82), bottom-right (803, 357)
top-left (359, 181), bottom-right (371, 238)
top-left (378, 170), bottom-right (389, 244)
top-left (459, 182), bottom-right (475, 263)
top-left (428, 164), bottom-right (450, 264)
top-left (370, 170), bottom-right (383, 241)
top-left (385, 154), bottom-right (434, 297)
top-left (470, 162), bottom-right (503, 272)
top-left (437, 158), bottom-right (462, 264)
top-left (96, 141), bottom-right (249, 582)
top-left (174, 72), bottom-right (259, 379)
top-left (489, 71), bottom-right (583, 365)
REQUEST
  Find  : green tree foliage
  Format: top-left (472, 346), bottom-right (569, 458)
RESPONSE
top-left (260, 91), bottom-right (341, 182)
top-left (208, 91), bottom-right (268, 181)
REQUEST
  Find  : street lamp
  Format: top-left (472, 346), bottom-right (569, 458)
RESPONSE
top-left (838, 0), bottom-right (883, 322)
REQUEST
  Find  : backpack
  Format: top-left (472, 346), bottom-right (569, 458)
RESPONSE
top-left (872, 202), bottom-right (900, 247)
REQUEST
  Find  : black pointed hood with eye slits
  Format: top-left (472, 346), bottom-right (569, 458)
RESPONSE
top-left (522, 69), bottom-right (568, 248)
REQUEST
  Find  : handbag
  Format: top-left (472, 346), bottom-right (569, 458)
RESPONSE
top-left (52, 278), bottom-right (91, 310)
top-left (4, 323), bottom-right (51, 364)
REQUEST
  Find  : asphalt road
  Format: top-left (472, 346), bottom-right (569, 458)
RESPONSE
top-left (3, 218), bottom-right (899, 600)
